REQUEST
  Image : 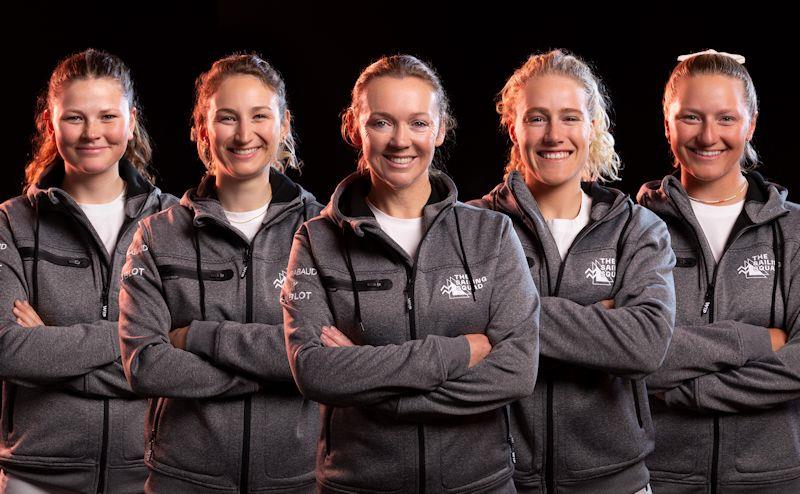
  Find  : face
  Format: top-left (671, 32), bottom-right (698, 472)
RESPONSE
top-left (511, 74), bottom-right (594, 190)
top-left (49, 77), bottom-right (135, 176)
top-left (665, 74), bottom-right (756, 183)
top-left (203, 74), bottom-right (289, 180)
top-left (357, 76), bottom-right (445, 191)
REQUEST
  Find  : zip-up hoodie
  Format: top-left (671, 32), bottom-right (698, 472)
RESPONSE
top-left (470, 170), bottom-right (676, 493)
top-left (638, 171), bottom-right (800, 494)
top-left (118, 169), bottom-right (322, 493)
top-left (282, 169), bottom-right (540, 494)
top-left (0, 160), bottom-right (177, 493)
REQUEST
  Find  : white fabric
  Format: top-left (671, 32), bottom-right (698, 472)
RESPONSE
top-left (224, 201), bottom-right (270, 242)
top-left (545, 190), bottom-right (592, 260)
top-left (633, 484), bottom-right (652, 494)
top-left (690, 199), bottom-right (745, 262)
top-left (77, 190), bottom-right (126, 256)
top-left (366, 199), bottom-right (424, 258)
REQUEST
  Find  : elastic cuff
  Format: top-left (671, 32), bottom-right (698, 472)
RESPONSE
top-left (185, 320), bottom-right (221, 359)
top-left (436, 335), bottom-right (471, 381)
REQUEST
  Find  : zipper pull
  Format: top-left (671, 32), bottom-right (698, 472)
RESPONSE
top-left (101, 304), bottom-right (108, 319)
top-left (241, 249), bottom-right (252, 279)
top-left (508, 434), bottom-right (516, 464)
top-left (406, 295), bottom-right (413, 312)
top-left (146, 436), bottom-right (155, 462)
top-left (702, 283), bottom-right (714, 315)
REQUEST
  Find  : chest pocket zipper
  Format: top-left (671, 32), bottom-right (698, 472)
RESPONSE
top-left (158, 264), bottom-right (234, 281)
top-left (321, 276), bottom-right (393, 292)
top-left (19, 247), bottom-right (90, 268)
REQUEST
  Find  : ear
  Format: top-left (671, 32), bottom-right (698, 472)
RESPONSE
top-left (44, 108), bottom-right (54, 134)
top-left (280, 109), bottom-right (291, 141)
top-left (128, 107), bottom-right (137, 141)
top-left (747, 111), bottom-right (758, 141)
top-left (435, 120), bottom-right (446, 147)
top-left (664, 117), bottom-right (671, 141)
top-left (508, 123), bottom-right (518, 145)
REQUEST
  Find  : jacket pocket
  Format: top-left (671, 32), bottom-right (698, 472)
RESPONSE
top-left (631, 380), bottom-right (644, 428)
top-left (1, 383), bottom-right (16, 438)
top-left (733, 404), bottom-right (800, 473)
top-left (647, 400), bottom-right (703, 475)
top-left (19, 247), bottom-right (90, 268)
top-left (438, 409), bottom-right (511, 490)
top-left (157, 264), bottom-right (234, 281)
top-left (321, 276), bottom-right (393, 292)
top-left (120, 398), bottom-right (147, 462)
top-left (509, 386), bottom-right (545, 476)
top-left (253, 393), bottom-right (317, 482)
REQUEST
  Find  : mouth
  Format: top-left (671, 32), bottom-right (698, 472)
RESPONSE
top-left (227, 146), bottom-right (263, 158)
top-left (383, 154), bottom-right (417, 166)
top-left (536, 150), bottom-right (573, 160)
top-left (76, 146), bottom-right (109, 154)
top-left (689, 148), bottom-right (725, 159)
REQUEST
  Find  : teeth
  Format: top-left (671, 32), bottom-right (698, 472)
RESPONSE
top-left (694, 149), bottom-right (723, 157)
top-left (231, 147), bottom-right (260, 155)
top-left (386, 156), bottom-right (414, 164)
top-left (539, 151), bottom-right (571, 159)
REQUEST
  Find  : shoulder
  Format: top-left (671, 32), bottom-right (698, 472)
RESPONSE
top-left (136, 203), bottom-right (193, 244)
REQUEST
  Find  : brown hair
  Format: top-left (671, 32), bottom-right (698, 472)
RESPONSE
top-left (663, 51), bottom-right (759, 169)
top-left (340, 54), bottom-right (456, 171)
top-left (496, 49), bottom-right (621, 182)
top-left (24, 48), bottom-right (153, 191)
top-left (190, 53), bottom-right (299, 174)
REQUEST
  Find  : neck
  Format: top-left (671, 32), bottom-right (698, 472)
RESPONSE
top-left (61, 161), bottom-right (125, 204)
top-left (216, 168), bottom-right (272, 212)
top-left (682, 167), bottom-right (747, 206)
top-left (525, 174), bottom-right (584, 221)
top-left (367, 173), bottom-right (430, 219)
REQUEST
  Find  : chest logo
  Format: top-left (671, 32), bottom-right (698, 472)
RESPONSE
top-left (737, 254), bottom-right (774, 279)
top-left (0, 243), bottom-right (7, 250)
top-left (585, 258), bottom-right (616, 286)
top-left (441, 273), bottom-right (487, 299)
top-left (273, 269), bottom-right (288, 289)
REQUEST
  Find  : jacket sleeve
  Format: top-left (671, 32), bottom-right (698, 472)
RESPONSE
top-left (663, 243), bottom-right (800, 412)
top-left (283, 225), bottom-right (472, 407)
top-left (372, 217), bottom-right (540, 419)
top-left (118, 224), bottom-right (259, 399)
top-left (646, 320), bottom-right (773, 393)
top-left (538, 216), bottom-right (676, 379)
top-left (184, 320), bottom-right (293, 383)
top-left (0, 211), bottom-right (120, 383)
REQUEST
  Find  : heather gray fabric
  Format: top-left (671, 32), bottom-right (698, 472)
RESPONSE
top-left (282, 170), bottom-right (540, 493)
top-left (119, 169), bottom-right (322, 493)
top-left (0, 160), bottom-right (177, 493)
top-left (638, 171), bottom-right (800, 493)
top-left (471, 170), bottom-right (675, 493)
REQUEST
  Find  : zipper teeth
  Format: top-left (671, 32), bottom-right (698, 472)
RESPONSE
top-left (711, 416), bottom-right (720, 494)
top-left (96, 399), bottom-right (110, 493)
top-left (545, 378), bottom-right (554, 494)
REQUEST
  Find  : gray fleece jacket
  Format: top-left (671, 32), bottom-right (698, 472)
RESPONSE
top-left (638, 171), bottom-right (800, 494)
top-left (282, 170), bottom-right (540, 494)
top-left (0, 160), bottom-right (176, 493)
top-left (471, 170), bottom-right (676, 494)
top-left (118, 169), bottom-right (322, 493)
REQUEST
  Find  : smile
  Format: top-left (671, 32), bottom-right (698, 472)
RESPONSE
top-left (537, 151), bottom-right (573, 160)
top-left (384, 155), bottom-right (416, 165)
top-left (228, 146), bottom-right (262, 156)
top-left (689, 148), bottom-right (725, 158)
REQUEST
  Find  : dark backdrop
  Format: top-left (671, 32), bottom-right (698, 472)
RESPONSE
top-left (6, 6), bottom-right (796, 204)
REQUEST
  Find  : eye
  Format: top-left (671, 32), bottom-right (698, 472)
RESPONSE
top-left (369, 119), bottom-right (391, 129)
top-left (101, 114), bottom-right (119, 121)
top-left (253, 113), bottom-right (271, 121)
top-left (411, 120), bottom-right (430, 129)
top-left (679, 114), bottom-right (700, 122)
top-left (563, 114), bottom-right (582, 123)
top-left (523, 115), bottom-right (546, 124)
top-left (63, 115), bottom-right (83, 123)
top-left (217, 115), bottom-right (236, 123)
top-left (719, 115), bottom-right (737, 124)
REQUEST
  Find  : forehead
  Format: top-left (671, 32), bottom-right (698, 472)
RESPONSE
top-left (670, 74), bottom-right (748, 109)
top-left (359, 76), bottom-right (439, 115)
top-left (518, 74), bottom-right (588, 111)
top-left (55, 77), bottom-right (128, 108)
top-left (209, 74), bottom-right (279, 109)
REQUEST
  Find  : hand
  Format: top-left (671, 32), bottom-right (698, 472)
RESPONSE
top-left (169, 326), bottom-right (189, 350)
top-left (769, 328), bottom-right (788, 352)
top-left (12, 300), bottom-right (44, 327)
top-left (465, 333), bottom-right (492, 368)
top-left (599, 299), bottom-right (615, 309)
top-left (653, 392), bottom-right (666, 401)
top-left (321, 326), bottom-right (355, 347)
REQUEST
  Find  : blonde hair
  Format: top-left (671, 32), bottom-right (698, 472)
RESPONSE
top-left (190, 53), bottom-right (300, 174)
top-left (497, 49), bottom-right (621, 182)
top-left (663, 51), bottom-right (759, 169)
top-left (24, 49), bottom-right (153, 191)
top-left (340, 54), bottom-right (456, 172)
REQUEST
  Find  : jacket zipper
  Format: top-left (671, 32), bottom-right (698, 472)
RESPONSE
top-left (240, 243), bottom-right (255, 493)
top-left (404, 264), bottom-right (425, 494)
top-left (502, 405), bottom-right (517, 464)
top-left (146, 398), bottom-right (165, 463)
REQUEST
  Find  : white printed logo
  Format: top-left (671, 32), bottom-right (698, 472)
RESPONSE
top-left (273, 269), bottom-right (287, 289)
top-left (440, 273), bottom-right (487, 299)
top-left (0, 242), bottom-right (7, 250)
top-left (585, 258), bottom-right (616, 286)
top-left (737, 254), bottom-right (774, 279)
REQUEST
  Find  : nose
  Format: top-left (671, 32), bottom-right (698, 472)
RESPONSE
top-left (82, 118), bottom-right (101, 140)
top-left (697, 120), bottom-right (719, 147)
top-left (235, 119), bottom-right (253, 143)
top-left (543, 121), bottom-right (563, 145)
top-left (389, 123), bottom-right (412, 148)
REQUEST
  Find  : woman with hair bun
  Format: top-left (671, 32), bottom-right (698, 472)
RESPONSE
top-left (282, 54), bottom-right (540, 493)
top-left (0, 49), bottom-right (176, 493)
top-left (640, 49), bottom-right (800, 494)
top-left (118, 53), bottom-right (322, 493)
top-left (472, 49), bottom-right (675, 493)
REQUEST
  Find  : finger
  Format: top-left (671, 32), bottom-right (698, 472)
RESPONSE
top-left (326, 327), bottom-right (354, 346)
top-left (320, 332), bottom-right (338, 348)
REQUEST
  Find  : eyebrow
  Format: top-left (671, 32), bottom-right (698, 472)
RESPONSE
top-left (216, 106), bottom-right (275, 113)
top-left (368, 111), bottom-right (433, 119)
top-left (525, 107), bottom-right (584, 114)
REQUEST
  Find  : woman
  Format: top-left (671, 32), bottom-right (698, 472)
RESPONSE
top-left (0, 49), bottom-right (176, 493)
top-left (639, 49), bottom-right (800, 493)
top-left (281, 54), bottom-right (539, 493)
top-left (472, 49), bottom-right (675, 493)
top-left (118, 53), bottom-right (321, 493)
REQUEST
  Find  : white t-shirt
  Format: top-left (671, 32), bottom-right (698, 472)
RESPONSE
top-left (366, 199), bottom-right (424, 258)
top-left (224, 201), bottom-right (270, 242)
top-left (77, 190), bottom-right (126, 256)
top-left (690, 199), bottom-right (745, 262)
top-left (545, 190), bottom-right (593, 260)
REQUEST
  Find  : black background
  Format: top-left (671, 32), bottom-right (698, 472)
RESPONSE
top-left (5, 6), bottom-right (796, 204)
